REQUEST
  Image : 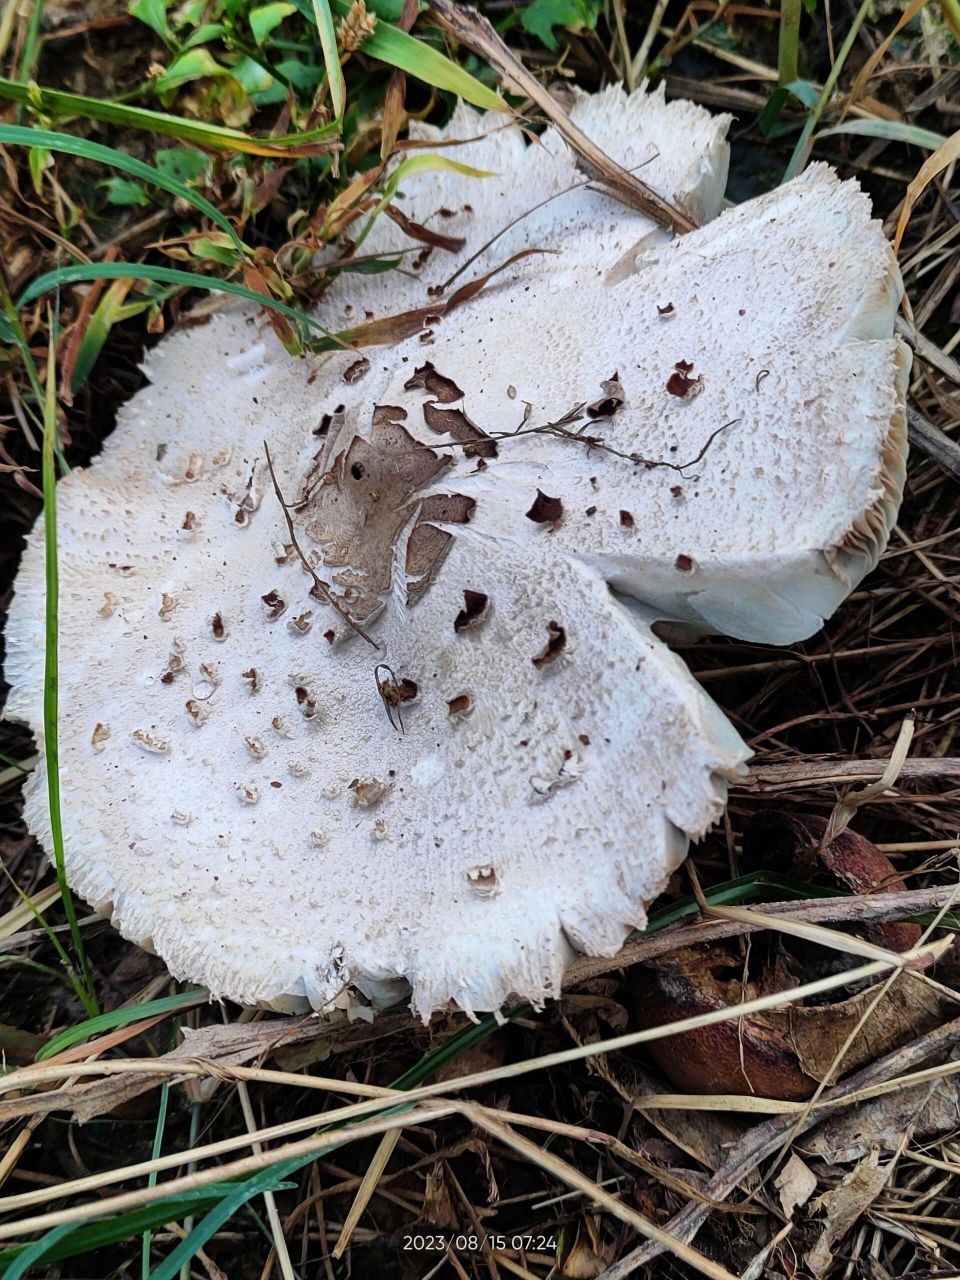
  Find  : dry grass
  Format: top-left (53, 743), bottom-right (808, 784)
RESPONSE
top-left (1, 0), bottom-right (959, 1277)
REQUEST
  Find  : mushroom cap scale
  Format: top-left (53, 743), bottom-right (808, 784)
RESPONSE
top-left (3, 86), bottom-right (908, 1018)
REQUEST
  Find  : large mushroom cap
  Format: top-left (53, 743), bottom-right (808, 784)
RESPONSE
top-left (4, 86), bottom-right (908, 1018)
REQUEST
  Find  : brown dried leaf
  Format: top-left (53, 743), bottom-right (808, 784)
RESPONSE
top-left (805, 1148), bottom-right (889, 1278)
top-left (302, 422), bottom-right (473, 618)
top-left (526, 490), bottom-right (563, 525)
top-left (775, 1152), bottom-right (818, 1217)
top-left (766, 972), bottom-right (952, 1085)
top-left (803, 1076), bottom-right (960, 1163)
top-left (385, 204), bottom-right (466, 253)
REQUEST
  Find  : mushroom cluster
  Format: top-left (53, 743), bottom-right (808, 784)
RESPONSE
top-left (4, 85), bottom-right (909, 1018)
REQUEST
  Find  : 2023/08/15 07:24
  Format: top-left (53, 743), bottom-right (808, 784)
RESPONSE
top-left (402, 1232), bottom-right (559, 1252)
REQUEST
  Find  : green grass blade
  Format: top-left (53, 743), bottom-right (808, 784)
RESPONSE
top-left (782, 0), bottom-right (871, 180)
top-left (353, 151), bottom-right (493, 248)
top-left (815, 118), bottom-right (948, 150)
top-left (0, 125), bottom-right (241, 247)
top-left (147, 1165), bottom-right (306, 1280)
top-left (2, 1222), bottom-right (77, 1280)
top-left (142, 1083), bottom-right (171, 1278)
top-left (0, 1186), bottom-right (277, 1271)
top-left (777, 0), bottom-right (801, 85)
top-left (36, 988), bottom-right (210, 1061)
top-left (299, 0), bottom-right (506, 110)
top-left (41, 326), bottom-right (99, 1018)
top-left (16, 263), bottom-right (336, 344)
top-left (0, 78), bottom-right (338, 156)
top-left (310, 0), bottom-right (344, 118)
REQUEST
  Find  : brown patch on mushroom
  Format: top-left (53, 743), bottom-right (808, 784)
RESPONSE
top-left (657, 302), bottom-right (675, 317)
top-left (586, 373), bottom-right (624, 419)
top-left (185, 699), bottom-right (207, 727)
top-left (211, 612), bottom-right (226, 640)
top-left (666, 360), bottom-right (702, 398)
top-left (241, 667), bottom-right (261, 694)
top-left (302, 421), bottom-right (474, 621)
top-left (372, 404), bottom-right (408, 426)
top-left (184, 452), bottom-right (203, 481)
top-left (403, 361), bottom-right (463, 404)
top-left (132, 730), bottom-right (170, 755)
top-left (532, 620), bottom-right (566, 668)
top-left (99, 592), bottom-right (120, 619)
top-left (619, 510), bottom-right (635, 529)
top-left (288, 610), bottom-right (313, 635)
top-left (447, 692), bottom-right (474, 717)
top-left (91, 722), bottom-right (110, 751)
top-left (453, 589), bottom-right (490, 633)
top-left (342, 357), bottom-right (370, 384)
top-left (350, 777), bottom-right (392, 808)
top-left (323, 629), bottom-right (336, 644)
top-left (674, 554), bottom-right (695, 573)
top-left (421, 401), bottom-right (498, 458)
top-left (376, 666), bottom-right (419, 731)
top-left (245, 736), bottom-right (267, 759)
top-left (294, 686), bottom-right (319, 719)
top-left (261, 590), bottom-right (286, 620)
top-left (466, 864), bottom-right (498, 896)
top-left (526, 490), bottom-right (563, 526)
top-left (182, 511), bottom-right (199, 532)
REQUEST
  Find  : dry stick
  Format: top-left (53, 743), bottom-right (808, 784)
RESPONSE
top-left (236, 1080), bottom-right (296, 1280)
top-left (262, 441), bottom-right (379, 650)
top-left (425, 0), bottom-right (696, 234)
top-left (332, 1129), bottom-right (401, 1258)
top-left (2, 889), bottom-right (956, 1132)
top-left (595, 1013), bottom-right (960, 1280)
top-left (907, 407), bottom-right (960, 481)
top-left (823, 712), bottom-right (915, 844)
top-left (462, 1104), bottom-right (740, 1280)
top-left (735, 756), bottom-right (960, 792)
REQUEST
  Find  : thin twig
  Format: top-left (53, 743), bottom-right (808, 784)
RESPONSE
top-left (262, 441), bottom-right (380, 650)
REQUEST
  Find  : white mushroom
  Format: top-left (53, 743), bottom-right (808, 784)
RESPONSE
top-left (3, 85), bottom-right (908, 1019)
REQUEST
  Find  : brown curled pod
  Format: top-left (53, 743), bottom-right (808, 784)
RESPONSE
top-left (631, 946), bottom-right (818, 1100)
top-left (742, 811), bottom-right (921, 953)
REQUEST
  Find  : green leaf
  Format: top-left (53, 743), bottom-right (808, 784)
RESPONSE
top-left (154, 46), bottom-right (232, 91)
top-left (758, 79), bottom-right (818, 135)
top-left (816, 118), bottom-right (948, 150)
top-left (2, 1223), bottom-right (77, 1280)
top-left (0, 1186), bottom-right (281, 1271)
top-left (250, 1), bottom-right (295, 43)
top-left (190, 232), bottom-right (243, 264)
top-left (36, 988), bottom-right (209, 1061)
top-left (16, 262), bottom-right (335, 348)
top-left (129, 0), bottom-right (172, 42)
top-left (229, 54), bottom-right (274, 93)
top-left (147, 1165), bottom-right (305, 1280)
top-left (0, 124), bottom-right (241, 248)
top-left (154, 146), bottom-right (209, 184)
top-left (181, 21), bottom-right (229, 47)
top-left (308, 0), bottom-right (506, 111)
top-left (309, 0), bottom-right (344, 119)
top-left (520, 0), bottom-right (600, 51)
top-left (0, 75), bottom-right (339, 155)
top-left (27, 143), bottom-right (51, 195)
top-left (101, 176), bottom-right (151, 206)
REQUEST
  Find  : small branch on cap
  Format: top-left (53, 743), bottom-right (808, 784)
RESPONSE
top-left (425, 0), bottom-right (697, 235)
